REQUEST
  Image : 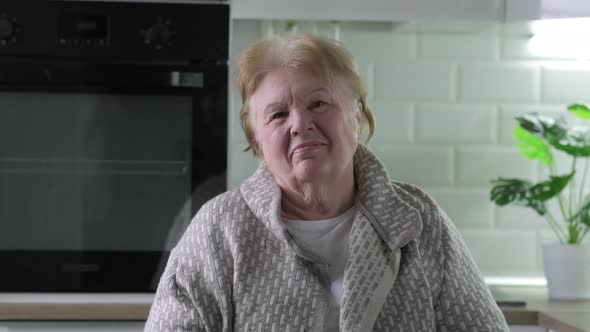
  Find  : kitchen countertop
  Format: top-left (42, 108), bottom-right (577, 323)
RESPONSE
top-left (0, 303), bottom-right (150, 321)
top-left (1, 287), bottom-right (589, 331)
top-left (494, 286), bottom-right (590, 332)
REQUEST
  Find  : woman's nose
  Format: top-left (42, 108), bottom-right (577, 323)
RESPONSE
top-left (289, 108), bottom-right (315, 136)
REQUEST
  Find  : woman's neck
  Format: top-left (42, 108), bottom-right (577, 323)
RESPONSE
top-left (279, 168), bottom-right (356, 221)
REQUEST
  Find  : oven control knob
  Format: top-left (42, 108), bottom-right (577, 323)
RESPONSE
top-left (0, 18), bottom-right (15, 40)
top-left (141, 18), bottom-right (176, 50)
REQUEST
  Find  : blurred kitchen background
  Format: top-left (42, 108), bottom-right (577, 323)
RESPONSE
top-left (2, 0), bottom-right (590, 330)
top-left (228, 17), bottom-right (590, 283)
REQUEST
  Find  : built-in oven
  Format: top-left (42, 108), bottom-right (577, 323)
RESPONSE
top-left (0, 0), bottom-right (228, 292)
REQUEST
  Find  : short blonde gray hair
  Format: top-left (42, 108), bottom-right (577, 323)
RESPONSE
top-left (237, 34), bottom-right (374, 157)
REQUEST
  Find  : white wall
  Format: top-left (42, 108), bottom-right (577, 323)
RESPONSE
top-left (227, 19), bottom-right (590, 279)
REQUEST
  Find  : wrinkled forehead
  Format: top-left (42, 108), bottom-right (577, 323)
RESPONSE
top-left (251, 68), bottom-right (353, 105)
top-left (262, 70), bottom-right (330, 100)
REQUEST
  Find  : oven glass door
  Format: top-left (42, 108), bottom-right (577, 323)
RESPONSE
top-left (0, 61), bottom-right (227, 292)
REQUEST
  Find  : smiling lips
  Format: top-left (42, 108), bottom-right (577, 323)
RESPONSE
top-left (290, 142), bottom-right (326, 159)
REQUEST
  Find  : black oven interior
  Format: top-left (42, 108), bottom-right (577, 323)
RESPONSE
top-left (0, 0), bottom-right (228, 292)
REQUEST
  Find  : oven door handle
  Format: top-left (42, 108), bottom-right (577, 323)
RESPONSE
top-left (170, 71), bottom-right (204, 88)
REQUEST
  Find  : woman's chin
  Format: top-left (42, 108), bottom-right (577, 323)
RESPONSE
top-left (293, 160), bottom-right (329, 182)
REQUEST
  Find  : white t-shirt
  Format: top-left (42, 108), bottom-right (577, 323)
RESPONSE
top-left (282, 206), bottom-right (355, 332)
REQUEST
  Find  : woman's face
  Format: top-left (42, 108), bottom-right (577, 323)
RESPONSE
top-left (249, 69), bottom-right (359, 186)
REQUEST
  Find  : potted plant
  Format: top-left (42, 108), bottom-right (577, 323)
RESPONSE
top-left (490, 103), bottom-right (590, 300)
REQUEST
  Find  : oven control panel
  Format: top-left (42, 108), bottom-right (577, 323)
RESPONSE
top-left (0, 14), bottom-right (20, 46)
top-left (141, 17), bottom-right (176, 50)
top-left (58, 15), bottom-right (109, 47)
top-left (0, 0), bottom-right (229, 61)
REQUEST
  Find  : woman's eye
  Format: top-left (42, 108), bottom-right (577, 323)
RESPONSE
top-left (269, 111), bottom-right (287, 121)
top-left (308, 100), bottom-right (327, 111)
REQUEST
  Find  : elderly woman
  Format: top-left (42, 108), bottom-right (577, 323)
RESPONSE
top-left (145, 34), bottom-right (509, 331)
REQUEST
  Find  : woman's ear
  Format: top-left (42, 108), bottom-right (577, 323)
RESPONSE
top-left (356, 104), bottom-right (362, 125)
top-left (355, 101), bottom-right (363, 139)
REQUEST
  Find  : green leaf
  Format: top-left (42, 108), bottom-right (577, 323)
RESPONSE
top-left (490, 178), bottom-right (547, 215)
top-left (490, 178), bottom-right (530, 205)
top-left (515, 114), bottom-right (567, 140)
top-left (579, 208), bottom-right (590, 228)
top-left (547, 127), bottom-right (590, 157)
top-left (581, 194), bottom-right (590, 227)
top-left (529, 172), bottom-right (574, 201)
top-left (513, 126), bottom-right (553, 166)
top-left (570, 197), bottom-right (590, 226)
top-left (490, 174), bottom-right (573, 216)
top-left (515, 114), bottom-right (545, 134)
top-left (568, 104), bottom-right (590, 120)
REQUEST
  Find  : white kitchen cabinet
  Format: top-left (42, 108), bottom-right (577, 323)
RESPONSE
top-left (505, 0), bottom-right (590, 20)
top-left (0, 322), bottom-right (144, 332)
top-left (231, 0), bottom-right (505, 21)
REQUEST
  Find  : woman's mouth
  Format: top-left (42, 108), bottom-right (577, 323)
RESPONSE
top-left (290, 142), bottom-right (326, 159)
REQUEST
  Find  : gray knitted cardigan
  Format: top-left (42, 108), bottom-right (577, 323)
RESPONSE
top-left (145, 146), bottom-right (509, 332)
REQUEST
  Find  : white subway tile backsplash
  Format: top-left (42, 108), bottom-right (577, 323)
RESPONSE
top-left (460, 230), bottom-right (538, 273)
top-left (460, 63), bottom-right (538, 102)
top-left (340, 22), bottom-right (415, 62)
top-left (368, 102), bottom-right (412, 146)
top-left (392, 32), bottom-right (417, 59)
top-left (374, 146), bottom-right (453, 186)
top-left (357, 61), bottom-right (376, 100)
top-left (229, 21), bottom-right (260, 61)
top-left (535, 149), bottom-right (576, 179)
top-left (537, 229), bottom-right (558, 245)
top-left (496, 205), bottom-right (550, 229)
top-left (541, 65), bottom-right (590, 102)
top-left (228, 146), bottom-right (260, 189)
top-left (229, 90), bottom-right (245, 144)
top-left (536, 230), bottom-right (562, 270)
top-left (418, 33), bottom-right (497, 60)
top-left (318, 22), bottom-right (341, 39)
top-left (427, 189), bottom-right (493, 228)
top-left (456, 147), bottom-right (536, 186)
top-left (281, 21), bottom-right (337, 38)
top-left (378, 62), bottom-right (453, 101)
top-left (501, 37), bottom-right (535, 60)
top-left (364, 62), bottom-right (376, 101)
top-left (228, 21), bottom-right (260, 146)
top-left (415, 105), bottom-right (495, 144)
top-left (414, 21), bottom-right (498, 34)
top-left (501, 36), bottom-right (579, 60)
top-left (498, 108), bottom-right (521, 146)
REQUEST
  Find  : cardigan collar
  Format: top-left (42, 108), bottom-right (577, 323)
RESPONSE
top-left (239, 145), bottom-right (423, 254)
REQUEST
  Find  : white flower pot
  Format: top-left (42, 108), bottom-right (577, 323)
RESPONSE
top-left (542, 243), bottom-right (590, 300)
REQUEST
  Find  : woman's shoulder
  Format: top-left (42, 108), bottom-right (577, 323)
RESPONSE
top-left (389, 181), bottom-right (442, 215)
top-left (388, 180), bottom-right (453, 244)
top-left (174, 187), bottom-right (253, 260)
top-left (200, 186), bottom-right (247, 210)
top-left (192, 187), bottom-right (252, 228)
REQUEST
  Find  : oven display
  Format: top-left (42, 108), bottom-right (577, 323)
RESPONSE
top-left (58, 15), bottom-right (108, 43)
